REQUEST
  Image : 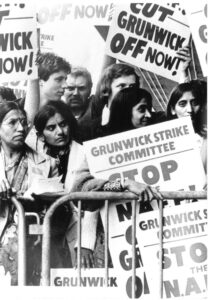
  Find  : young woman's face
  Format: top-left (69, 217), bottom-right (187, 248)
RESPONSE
top-left (0, 109), bottom-right (27, 150)
top-left (42, 113), bottom-right (70, 147)
top-left (131, 98), bottom-right (152, 128)
top-left (171, 91), bottom-right (201, 120)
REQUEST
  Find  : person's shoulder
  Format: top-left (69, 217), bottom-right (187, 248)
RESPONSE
top-left (25, 145), bottom-right (49, 162)
top-left (25, 126), bottom-right (46, 154)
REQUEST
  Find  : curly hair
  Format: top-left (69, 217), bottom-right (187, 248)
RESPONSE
top-left (36, 51), bottom-right (71, 81)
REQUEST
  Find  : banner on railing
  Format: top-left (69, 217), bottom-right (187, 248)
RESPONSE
top-left (50, 201), bottom-right (207, 299)
top-left (50, 268), bottom-right (123, 299)
top-left (0, 1), bottom-right (38, 82)
top-left (105, 3), bottom-right (191, 82)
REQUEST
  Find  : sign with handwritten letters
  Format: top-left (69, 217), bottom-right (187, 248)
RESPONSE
top-left (105, 3), bottom-right (191, 82)
top-left (0, 2), bottom-right (38, 82)
top-left (184, 1), bottom-right (208, 76)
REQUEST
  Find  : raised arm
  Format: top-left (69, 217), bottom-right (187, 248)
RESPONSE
top-left (24, 79), bottom-right (40, 126)
top-left (176, 46), bottom-right (191, 83)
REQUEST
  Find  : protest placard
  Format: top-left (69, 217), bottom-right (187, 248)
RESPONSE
top-left (84, 117), bottom-right (206, 299)
top-left (36, 0), bottom-right (114, 92)
top-left (105, 3), bottom-right (191, 82)
top-left (84, 117), bottom-right (205, 192)
top-left (50, 268), bottom-right (123, 299)
top-left (184, 1), bottom-right (208, 76)
top-left (139, 201), bottom-right (207, 299)
top-left (37, 1), bottom-right (113, 25)
top-left (0, 2), bottom-right (38, 82)
top-left (106, 200), bottom-right (207, 299)
top-left (0, 80), bottom-right (27, 99)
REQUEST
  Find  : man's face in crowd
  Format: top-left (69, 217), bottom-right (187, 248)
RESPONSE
top-left (40, 70), bottom-right (68, 101)
top-left (108, 74), bottom-right (137, 108)
top-left (65, 75), bottom-right (91, 113)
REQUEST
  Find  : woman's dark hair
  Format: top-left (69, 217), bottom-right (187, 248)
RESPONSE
top-left (166, 80), bottom-right (207, 135)
top-left (108, 86), bottom-right (152, 134)
top-left (0, 101), bottom-right (27, 125)
top-left (34, 100), bottom-right (81, 143)
top-left (0, 86), bottom-right (17, 102)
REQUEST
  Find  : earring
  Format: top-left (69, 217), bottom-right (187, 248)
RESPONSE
top-left (171, 108), bottom-right (176, 115)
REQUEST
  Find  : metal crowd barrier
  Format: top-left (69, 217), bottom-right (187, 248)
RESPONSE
top-left (11, 196), bottom-right (26, 286)
top-left (39, 190), bottom-right (207, 298)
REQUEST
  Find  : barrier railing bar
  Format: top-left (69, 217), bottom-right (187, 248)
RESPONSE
top-left (159, 199), bottom-right (163, 299)
top-left (77, 200), bottom-right (81, 285)
top-left (41, 191), bottom-right (207, 286)
top-left (132, 198), bottom-right (137, 298)
top-left (11, 196), bottom-right (26, 286)
top-left (104, 199), bottom-right (109, 287)
top-left (25, 212), bottom-right (41, 245)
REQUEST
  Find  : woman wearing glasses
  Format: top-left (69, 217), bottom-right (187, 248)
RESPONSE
top-left (0, 101), bottom-right (59, 285)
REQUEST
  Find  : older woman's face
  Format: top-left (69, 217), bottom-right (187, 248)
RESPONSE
top-left (171, 91), bottom-right (200, 120)
top-left (131, 98), bottom-right (152, 128)
top-left (42, 113), bottom-right (70, 147)
top-left (0, 110), bottom-right (27, 150)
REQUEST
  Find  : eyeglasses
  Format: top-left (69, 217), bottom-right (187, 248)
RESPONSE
top-left (2, 118), bottom-right (28, 129)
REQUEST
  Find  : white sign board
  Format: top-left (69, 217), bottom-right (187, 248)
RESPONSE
top-left (184, 1), bottom-right (208, 76)
top-left (106, 200), bottom-right (207, 299)
top-left (138, 201), bottom-right (208, 299)
top-left (0, 2), bottom-right (38, 82)
top-left (105, 3), bottom-right (191, 82)
top-left (84, 117), bottom-right (206, 299)
top-left (36, 0), bottom-right (114, 92)
top-left (84, 117), bottom-right (205, 192)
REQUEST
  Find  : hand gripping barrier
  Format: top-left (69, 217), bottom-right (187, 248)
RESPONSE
top-left (41, 190), bottom-right (207, 298)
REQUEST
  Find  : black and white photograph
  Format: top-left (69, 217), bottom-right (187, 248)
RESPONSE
top-left (0, 1), bottom-right (207, 299)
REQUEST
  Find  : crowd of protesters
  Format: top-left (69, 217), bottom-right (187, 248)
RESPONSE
top-left (0, 46), bottom-right (206, 284)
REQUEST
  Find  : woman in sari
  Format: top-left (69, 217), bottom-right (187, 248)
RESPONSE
top-left (0, 101), bottom-right (59, 285)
